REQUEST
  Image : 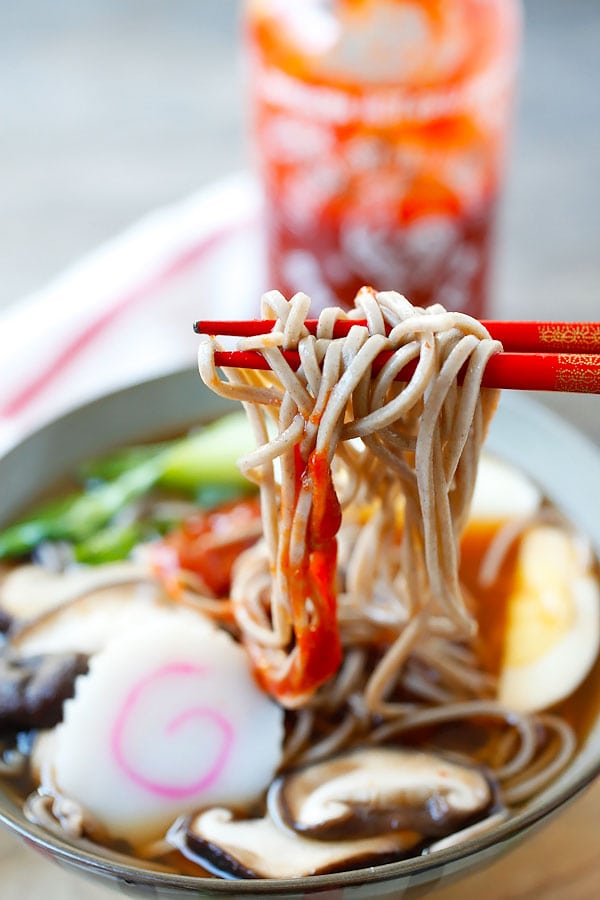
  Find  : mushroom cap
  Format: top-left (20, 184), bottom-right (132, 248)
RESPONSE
top-left (0, 568), bottom-right (166, 732)
top-left (174, 808), bottom-right (422, 879)
top-left (0, 651), bottom-right (88, 730)
top-left (268, 747), bottom-right (495, 841)
top-left (0, 561), bottom-right (152, 627)
top-left (8, 579), bottom-right (166, 658)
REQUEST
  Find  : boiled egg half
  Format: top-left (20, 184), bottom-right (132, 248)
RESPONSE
top-left (469, 454), bottom-right (542, 523)
top-left (498, 525), bottom-right (600, 713)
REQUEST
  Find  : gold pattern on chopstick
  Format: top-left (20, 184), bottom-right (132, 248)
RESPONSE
top-left (539, 323), bottom-right (598, 350)
top-left (554, 354), bottom-right (600, 393)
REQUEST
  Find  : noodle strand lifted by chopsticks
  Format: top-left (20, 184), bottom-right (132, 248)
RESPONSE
top-left (198, 287), bottom-right (502, 707)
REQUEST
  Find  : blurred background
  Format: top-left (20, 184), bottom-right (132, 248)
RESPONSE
top-left (2, 0), bottom-right (598, 316)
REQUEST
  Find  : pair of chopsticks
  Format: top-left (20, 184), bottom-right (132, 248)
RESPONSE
top-left (194, 319), bottom-right (600, 394)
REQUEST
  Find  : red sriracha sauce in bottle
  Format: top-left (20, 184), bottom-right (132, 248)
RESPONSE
top-left (243, 0), bottom-right (522, 316)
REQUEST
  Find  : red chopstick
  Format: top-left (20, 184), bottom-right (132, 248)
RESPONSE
top-left (194, 319), bottom-right (600, 354)
top-left (209, 349), bottom-right (600, 394)
top-left (195, 319), bottom-right (600, 393)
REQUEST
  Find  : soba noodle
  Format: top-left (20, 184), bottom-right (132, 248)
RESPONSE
top-left (198, 287), bottom-right (577, 804)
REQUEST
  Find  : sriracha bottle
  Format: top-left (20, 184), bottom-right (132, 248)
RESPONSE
top-left (243, 0), bottom-right (522, 316)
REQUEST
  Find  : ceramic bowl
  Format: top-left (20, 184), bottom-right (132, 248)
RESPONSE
top-left (1, 370), bottom-right (599, 899)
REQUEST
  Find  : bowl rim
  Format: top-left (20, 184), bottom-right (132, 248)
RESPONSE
top-left (0, 368), bottom-right (599, 894)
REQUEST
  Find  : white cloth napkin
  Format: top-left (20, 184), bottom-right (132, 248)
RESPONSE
top-left (0, 173), bottom-right (264, 457)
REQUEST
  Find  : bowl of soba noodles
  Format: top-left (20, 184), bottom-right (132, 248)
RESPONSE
top-left (0, 290), bottom-right (598, 899)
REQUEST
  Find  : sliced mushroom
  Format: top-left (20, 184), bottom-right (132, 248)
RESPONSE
top-left (0, 607), bottom-right (10, 634)
top-left (0, 561), bottom-right (153, 626)
top-left (0, 651), bottom-right (88, 730)
top-left (172, 808), bottom-right (421, 879)
top-left (9, 580), bottom-right (167, 658)
top-left (268, 747), bottom-right (495, 841)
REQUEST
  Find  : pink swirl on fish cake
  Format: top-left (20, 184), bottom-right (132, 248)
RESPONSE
top-left (111, 662), bottom-right (234, 799)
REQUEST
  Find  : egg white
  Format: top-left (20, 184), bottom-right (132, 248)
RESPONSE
top-left (498, 527), bottom-right (600, 713)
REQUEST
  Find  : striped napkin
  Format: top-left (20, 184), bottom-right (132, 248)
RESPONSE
top-left (0, 174), bottom-right (263, 457)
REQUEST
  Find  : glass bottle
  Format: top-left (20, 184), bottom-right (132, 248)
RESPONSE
top-left (243, 0), bottom-right (522, 316)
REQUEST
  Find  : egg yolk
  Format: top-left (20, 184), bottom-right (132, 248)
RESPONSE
top-left (502, 528), bottom-right (577, 669)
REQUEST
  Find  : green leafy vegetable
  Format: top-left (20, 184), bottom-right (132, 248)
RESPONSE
top-left (0, 493), bottom-right (80, 558)
top-left (0, 411), bottom-right (256, 562)
top-left (0, 457), bottom-right (162, 561)
top-left (73, 522), bottom-right (145, 565)
top-left (78, 444), bottom-right (167, 483)
top-left (159, 411), bottom-right (257, 491)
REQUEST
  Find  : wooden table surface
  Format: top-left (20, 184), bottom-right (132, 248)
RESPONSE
top-left (1, 779), bottom-right (598, 900)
